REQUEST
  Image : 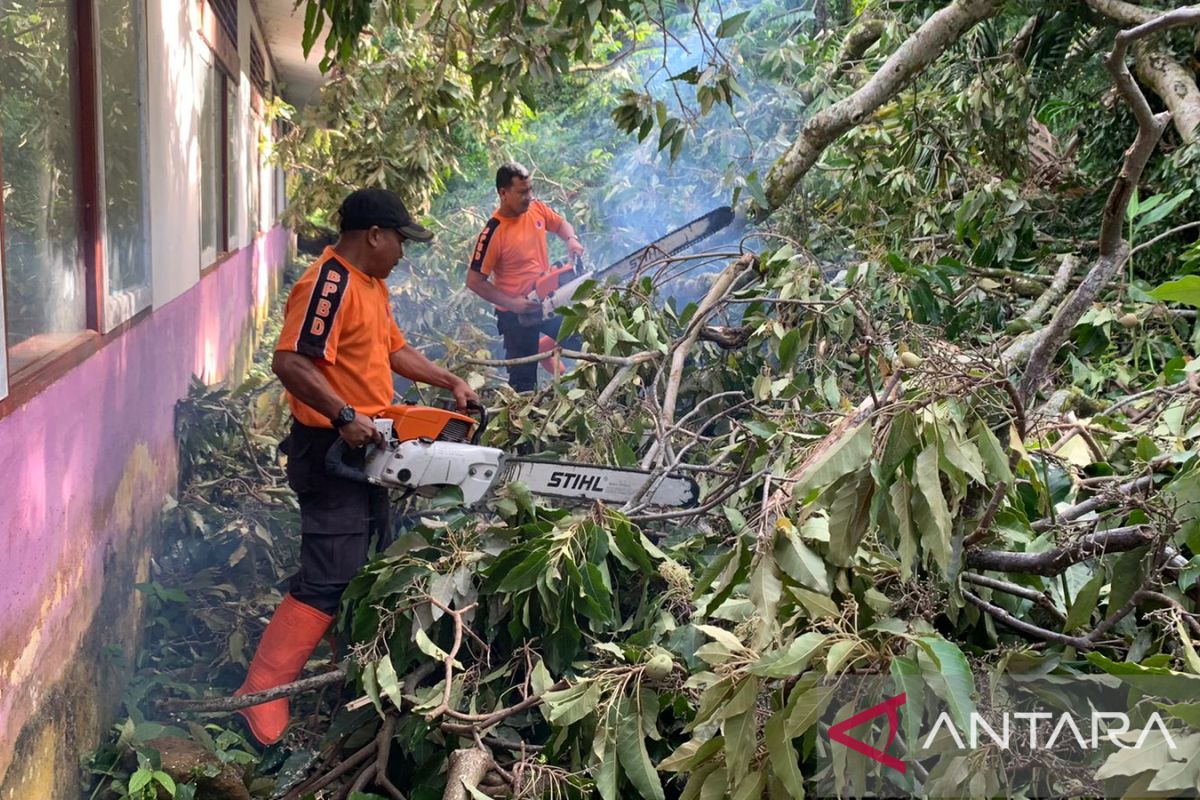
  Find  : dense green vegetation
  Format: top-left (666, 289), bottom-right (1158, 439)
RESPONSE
top-left (87, 1), bottom-right (1200, 798)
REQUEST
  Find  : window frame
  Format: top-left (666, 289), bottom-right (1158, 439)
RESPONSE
top-left (198, 50), bottom-right (235, 272)
top-left (0, 0), bottom-right (156, 409)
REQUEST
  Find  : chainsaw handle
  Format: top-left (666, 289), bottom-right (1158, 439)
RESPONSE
top-left (324, 438), bottom-right (372, 484)
top-left (467, 400), bottom-right (488, 445)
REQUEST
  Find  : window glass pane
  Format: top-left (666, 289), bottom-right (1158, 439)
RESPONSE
top-left (199, 62), bottom-right (220, 262)
top-left (225, 86), bottom-right (241, 250)
top-left (247, 118), bottom-right (259, 237)
top-left (0, 1), bottom-right (85, 371)
top-left (97, 0), bottom-right (149, 297)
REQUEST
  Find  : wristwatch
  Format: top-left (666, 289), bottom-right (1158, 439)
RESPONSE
top-left (331, 405), bottom-right (356, 429)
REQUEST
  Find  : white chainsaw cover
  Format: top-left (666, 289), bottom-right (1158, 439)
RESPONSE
top-left (364, 439), bottom-right (506, 506)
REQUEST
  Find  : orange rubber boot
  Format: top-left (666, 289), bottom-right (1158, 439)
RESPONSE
top-left (538, 335), bottom-right (565, 375)
top-left (235, 594), bottom-right (333, 745)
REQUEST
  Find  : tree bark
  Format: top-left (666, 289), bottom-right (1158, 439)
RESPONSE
top-left (1087, 0), bottom-right (1200, 142)
top-left (443, 749), bottom-right (494, 800)
top-left (762, 0), bottom-right (1004, 212)
top-left (1017, 8), bottom-right (1200, 404)
top-left (966, 525), bottom-right (1156, 576)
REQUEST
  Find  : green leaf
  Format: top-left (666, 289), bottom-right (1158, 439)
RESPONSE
top-left (660, 736), bottom-right (725, 773)
top-left (128, 770), bottom-right (152, 794)
top-left (749, 632), bottom-right (829, 678)
top-left (825, 640), bottom-right (860, 676)
top-left (915, 636), bottom-right (976, 732)
top-left (750, 556), bottom-right (784, 627)
top-left (716, 10), bottom-right (751, 37)
top-left (774, 527), bottom-right (829, 594)
top-left (1062, 570), bottom-right (1104, 633)
top-left (791, 422), bottom-right (873, 499)
top-left (972, 420), bottom-right (1013, 483)
top-left (765, 713), bottom-right (805, 798)
top-left (724, 706), bottom-right (757, 788)
top-left (544, 680), bottom-right (602, 726)
top-left (778, 328), bottom-right (801, 369)
top-left (889, 477), bottom-right (917, 581)
top-left (791, 586), bottom-right (840, 619)
top-left (1094, 730), bottom-right (1181, 779)
top-left (1087, 653), bottom-right (1200, 701)
top-left (730, 768), bottom-right (766, 800)
top-left (891, 656), bottom-right (925, 749)
top-left (1134, 189), bottom-right (1193, 231)
top-left (462, 783), bottom-right (494, 800)
top-left (415, 626), bottom-right (452, 663)
top-left (498, 550), bottom-right (550, 592)
top-left (826, 468), bottom-right (874, 566)
top-left (593, 704), bottom-right (620, 800)
top-left (616, 698), bottom-right (665, 800)
top-left (1176, 620), bottom-right (1200, 674)
top-left (1158, 702), bottom-right (1200, 729)
top-left (152, 772), bottom-right (176, 794)
top-left (1107, 547), bottom-right (1147, 616)
top-left (361, 662), bottom-right (383, 715)
top-left (376, 655), bottom-right (404, 710)
top-left (1150, 275), bottom-right (1200, 308)
top-left (913, 443), bottom-right (953, 573)
top-left (694, 624), bottom-right (746, 652)
top-left (785, 682), bottom-right (834, 738)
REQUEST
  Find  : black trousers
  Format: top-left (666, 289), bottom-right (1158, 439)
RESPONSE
top-left (495, 311), bottom-right (581, 392)
top-left (280, 421), bottom-right (390, 614)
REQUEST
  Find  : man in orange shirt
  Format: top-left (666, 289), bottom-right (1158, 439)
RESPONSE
top-left (236, 188), bottom-right (479, 745)
top-left (466, 162), bottom-right (584, 392)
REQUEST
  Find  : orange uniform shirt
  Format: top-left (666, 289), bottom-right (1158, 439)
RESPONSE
top-left (469, 200), bottom-right (565, 298)
top-left (276, 247), bottom-right (406, 427)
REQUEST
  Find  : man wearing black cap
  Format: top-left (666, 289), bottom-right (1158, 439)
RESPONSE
top-left (235, 188), bottom-right (480, 746)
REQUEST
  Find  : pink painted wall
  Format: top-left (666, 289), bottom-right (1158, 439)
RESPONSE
top-left (0, 226), bottom-right (290, 786)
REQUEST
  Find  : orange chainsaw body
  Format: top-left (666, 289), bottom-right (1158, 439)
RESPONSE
top-left (376, 405), bottom-right (478, 443)
top-left (530, 264), bottom-right (577, 300)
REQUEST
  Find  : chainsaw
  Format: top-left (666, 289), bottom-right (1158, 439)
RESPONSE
top-left (324, 402), bottom-right (699, 509)
top-left (518, 205), bottom-right (735, 326)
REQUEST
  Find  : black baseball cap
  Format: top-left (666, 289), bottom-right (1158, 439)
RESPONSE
top-left (337, 188), bottom-right (433, 243)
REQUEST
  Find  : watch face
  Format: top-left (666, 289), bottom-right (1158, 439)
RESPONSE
top-left (337, 406), bottom-right (355, 426)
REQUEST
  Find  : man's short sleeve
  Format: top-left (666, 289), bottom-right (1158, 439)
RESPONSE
top-left (389, 317), bottom-right (407, 353)
top-left (538, 201), bottom-right (565, 234)
top-left (276, 258), bottom-right (350, 364)
top-left (469, 218), bottom-right (501, 275)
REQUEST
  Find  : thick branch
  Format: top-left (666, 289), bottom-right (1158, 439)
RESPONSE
top-left (443, 749), bottom-right (494, 800)
top-left (1087, 0), bottom-right (1200, 141)
top-left (965, 525), bottom-right (1156, 576)
top-left (762, 0), bottom-right (1004, 211)
top-left (1016, 8), bottom-right (1200, 402)
top-left (1019, 255), bottom-right (1080, 326)
top-left (1031, 474), bottom-right (1156, 532)
top-left (963, 589), bottom-right (1092, 648)
top-left (961, 572), bottom-right (1066, 622)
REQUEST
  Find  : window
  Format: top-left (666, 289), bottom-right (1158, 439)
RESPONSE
top-left (0, 1), bottom-right (88, 376)
top-left (249, 36), bottom-right (267, 100)
top-left (199, 57), bottom-right (226, 266)
top-left (209, 0), bottom-right (236, 50)
top-left (97, 0), bottom-right (151, 328)
top-left (226, 85), bottom-right (242, 249)
top-left (0, 0), bottom-right (152, 394)
top-left (248, 116), bottom-right (261, 237)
